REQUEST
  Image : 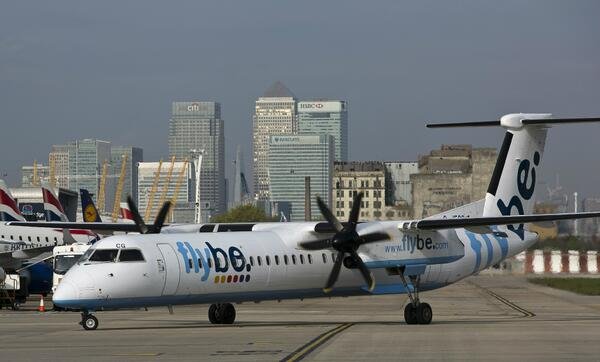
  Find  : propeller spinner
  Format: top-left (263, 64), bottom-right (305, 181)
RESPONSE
top-left (300, 193), bottom-right (390, 293)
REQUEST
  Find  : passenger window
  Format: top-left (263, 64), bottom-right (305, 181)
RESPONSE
top-left (266, 255), bottom-right (271, 266)
top-left (37, 237), bottom-right (40, 242)
top-left (118, 249), bottom-right (145, 262)
top-left (10, 235), bottom-right (13, 240)
top-left (207, 258), bottom-right (212, 269)
top-left (45, 237), bottom-right (49, 242)
top-left (322, 253), bottom-right (327, 263)
top-left (292, 255), bottom-right (297, 265)
top-left (257, 256), bottom-right (262, 266)
top-left (198, 258), bottom-right (203, 269)
top-left (89, 249), bottom-right (119, 262)
top-left (275, 255), bottom-right (280, 265)
top-left (300, 255), bottom-right (305, 264)
top-left (250, 256), bottom-right (254, 266)
top-left (308, 254), bottom-right (313, 264)
top-left (284, 255), bottom-right (289, 265)
top-left (19, 236), bottom-right (22, 241)
top-left (28, 236), bottom-right (31, 242)
top-left (54, 237), bottom-right (57, 242)
top-left (188, 259), bottom-right (193, 269)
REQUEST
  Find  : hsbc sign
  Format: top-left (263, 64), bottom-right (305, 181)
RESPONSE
top-left (298, 101), bottom-right (343, 113)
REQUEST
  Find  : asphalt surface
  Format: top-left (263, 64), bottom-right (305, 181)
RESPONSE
top-left (1, 275), bottom-right (599, 361)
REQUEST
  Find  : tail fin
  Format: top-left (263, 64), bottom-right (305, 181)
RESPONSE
top-left (80, 189), bottom-right (102, 222)
top-left (41, 182), bottom-right (67, 222)
top-left (120, 202), bottom-right (134, 221)
top-left (0, 180), bottom-right (25, 221)
top-left (428, 113), bottom-right (600, 239)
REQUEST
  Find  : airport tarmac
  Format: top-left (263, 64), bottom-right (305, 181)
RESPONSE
top-left (1, 275), bottom-right (599, 361)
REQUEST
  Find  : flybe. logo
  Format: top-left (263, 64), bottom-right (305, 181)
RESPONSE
top-left (496, 151), bottom-right (540, 240)
top-left (176, 241), bottom-right (252, 284)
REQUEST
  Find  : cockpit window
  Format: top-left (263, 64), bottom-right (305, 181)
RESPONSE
top-left (88, 249), bottom-right (119, 263)
top-left (118, 249), bottom-right (145, 262)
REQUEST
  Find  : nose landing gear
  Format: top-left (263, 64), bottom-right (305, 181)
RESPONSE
top-left (80, 312), bottom-right (98, 330)
top-left (208, 303), bottom-right (236, 324)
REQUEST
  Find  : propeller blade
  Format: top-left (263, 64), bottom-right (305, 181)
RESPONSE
top-left (350, 251), bottom-right (375, 292)
top-left (127, 196), bottom-right (148, 234)
top-left (299, 238), bottom-right (332, 250)
top-left (316, 196), bottom-right (343, 232)
top-left (149, 201), bottom-right (171, 234)
top-left (323, 250), bottom-right (345, 293)
top-left (359, 232), bottom-right (390, 245)
top-left (348, 192), bottom-right (363, 226)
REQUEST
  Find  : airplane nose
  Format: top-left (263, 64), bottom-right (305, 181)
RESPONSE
top-left (53, 280), bottom-right (78, 307)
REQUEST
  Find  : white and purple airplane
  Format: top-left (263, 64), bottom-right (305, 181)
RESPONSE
top-left (14, 113), bottom-right (600, 330)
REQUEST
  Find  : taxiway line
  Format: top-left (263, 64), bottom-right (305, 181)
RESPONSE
top-left (281, 322), bottom-right (354, 362)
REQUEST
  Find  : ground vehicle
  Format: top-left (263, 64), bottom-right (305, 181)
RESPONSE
top-left (52, 243), bottom-right (91, 293)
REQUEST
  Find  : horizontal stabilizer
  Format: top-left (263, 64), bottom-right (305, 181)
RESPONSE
top-left (400, 211), bottom-right (600, 231)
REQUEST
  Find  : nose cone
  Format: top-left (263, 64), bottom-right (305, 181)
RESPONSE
top-left (53, 280), bottom-right (78, 307)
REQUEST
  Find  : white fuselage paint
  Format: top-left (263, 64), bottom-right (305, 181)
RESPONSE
top-left (53, 221), bottom-right (538, 311)
top-left (0, 224), bottom-right (97, 269)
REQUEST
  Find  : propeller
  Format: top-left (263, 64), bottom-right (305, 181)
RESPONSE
top-left (126, 196), bottom-right (171, 234)
top-left (300, 192), bottom-right (390, 293)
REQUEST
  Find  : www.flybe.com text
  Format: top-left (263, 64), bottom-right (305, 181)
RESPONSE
top-left (384, 234), bottom-right (449, 254)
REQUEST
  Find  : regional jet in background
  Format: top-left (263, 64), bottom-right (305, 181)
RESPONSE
top-left (0, 181), bottom-right (98, 281)
top-left (13, 113), bottom-right (600, 330)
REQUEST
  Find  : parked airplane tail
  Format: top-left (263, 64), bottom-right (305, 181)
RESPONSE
top-left (80, 189), bottom-right (102, 222)
top-left (120, 202), bottom-right (134, 221)
top-left (41, 182), bottom-right (67, 222)
top-left (428, 114), bottom-right (600, 238)
top-left (0, 180), bottom-right (25, 221)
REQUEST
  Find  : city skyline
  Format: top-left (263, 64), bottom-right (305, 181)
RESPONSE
top-left (2, 2), bottom-right (600, 200)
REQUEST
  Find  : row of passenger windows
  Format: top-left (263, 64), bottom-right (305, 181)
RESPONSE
top-left (188, 252), bottom-right (340, 270)
top-left (1, 235), bottom-right (58, 243)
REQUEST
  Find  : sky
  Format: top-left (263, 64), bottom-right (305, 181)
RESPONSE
top-left (1, 1), bottom-right (600, 202)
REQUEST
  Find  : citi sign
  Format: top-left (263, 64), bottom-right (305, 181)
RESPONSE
top-left (187, 103), bottom-right (200, 112)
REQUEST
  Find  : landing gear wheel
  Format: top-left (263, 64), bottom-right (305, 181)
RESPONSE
top-left (404, 303), bottom-right (418, 325)
top-left (81, 314), bottom-right (98, 330)
top-left (208, 304), bottom-right (219, 324)
top-left (208, 303), bottom-right (236, 324)
top-left (220, 303), bottom-right (236, 324)
top-left (416, 303), bottom-right (432, 325)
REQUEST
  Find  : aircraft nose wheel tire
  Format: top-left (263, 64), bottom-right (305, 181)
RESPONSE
top-left (404, 303), bottom-right (432, 325)
top-left (208, 303), bottom-right (236, 324)
top-left (81, 314), bottom-right (99, 330)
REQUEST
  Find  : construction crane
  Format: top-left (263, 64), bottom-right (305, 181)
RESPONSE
top-left (97, 159), bottom-right (109, 213)
top-left (144, 159), bottom-right (163, 222)
top-left (111, 154), bottom-right (128, 222)
top-left (157, 156), bottom-right (176, 219)
top-left (169, 159), bottom-right (188, 222)
top-left (49, 157), bottom-right (56, 189)
top-left (32, 160), bottom-right (38, 186)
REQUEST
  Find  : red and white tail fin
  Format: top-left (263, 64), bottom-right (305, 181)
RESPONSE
top-left (120, 202), bottom-right (134, 221)
top-left (41, 182), bottom-right (67, 222)
top-left (0, 180), bottom-right (25, 222)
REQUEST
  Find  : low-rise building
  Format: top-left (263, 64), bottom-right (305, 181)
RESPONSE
top-left (332, 161), bottom-right (385, 221)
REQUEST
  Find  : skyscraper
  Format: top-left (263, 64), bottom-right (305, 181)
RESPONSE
top-left (169, 101), bottom-right (225, 219)
top-left (268, 134), bottom-right (334, 221)
top-left (252, 82), bottom-right (297, 201)
top-left (298, 100), bottom-right (348, 162)
top-left (49, 145), bottom-right (70, 189)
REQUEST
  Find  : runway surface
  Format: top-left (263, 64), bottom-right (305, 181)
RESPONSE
top-left (1, 275), bottom-right (599, 361)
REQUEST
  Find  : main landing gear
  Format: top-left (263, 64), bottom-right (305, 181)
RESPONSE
top-left (398, 267), bottom-right (433, 325)
top-left (80, 311), bottom-right (99, 330)
top-left (208, 303), bottom-right (236, 324)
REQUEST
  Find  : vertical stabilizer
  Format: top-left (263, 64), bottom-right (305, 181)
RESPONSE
top-left (0, 180), bottom-right (25, 221)
top-left (41, 182), bottom-right (68, 222)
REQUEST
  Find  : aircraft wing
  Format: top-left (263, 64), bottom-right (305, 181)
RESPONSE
top-left (5, 221), bottom-right (140, 234)
top-left (399, 211), bottom-right (600, 231)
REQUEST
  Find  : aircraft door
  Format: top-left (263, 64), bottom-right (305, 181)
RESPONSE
top-left (156, 243), bottom-right (181, 296)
